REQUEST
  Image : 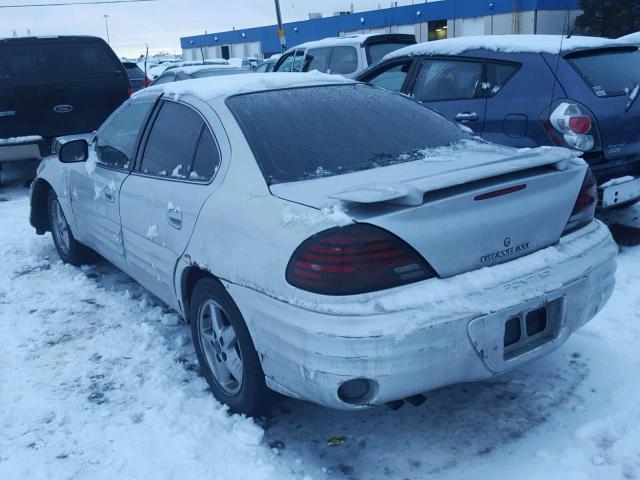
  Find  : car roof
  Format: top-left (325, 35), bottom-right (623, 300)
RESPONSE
top-left (383, 35), bottom-right (632, 61)
top-left (139, 71), bottom-right (355, 103)
top-left (170, 65), bottom-right (246, 75)
top-left (0, 35), bottom-right (105, 44)
top-left (286, 33), bottom-right (392, 52)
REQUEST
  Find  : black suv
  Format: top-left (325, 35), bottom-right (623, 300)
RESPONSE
top-left (0, 36), bottom-right (131, 183)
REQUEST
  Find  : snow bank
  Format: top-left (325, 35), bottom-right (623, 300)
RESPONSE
top-left (384, 35), bottom-right (629, 61)
top-left (0, 191), bottom-right (302, 480)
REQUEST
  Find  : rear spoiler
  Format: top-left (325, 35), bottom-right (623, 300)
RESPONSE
top-left (329, 149), bottom-right (579, 207)
top-left (361, 34), bottom-right (416, 47)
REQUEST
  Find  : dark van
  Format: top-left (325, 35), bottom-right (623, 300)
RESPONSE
top-left (0, 36), bottom-right (131, 182)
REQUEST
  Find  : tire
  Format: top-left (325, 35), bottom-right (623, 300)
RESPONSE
top-left (47, 190), bottom-right (94, 266)
top-left (190, 277), bottom-right (274, 416)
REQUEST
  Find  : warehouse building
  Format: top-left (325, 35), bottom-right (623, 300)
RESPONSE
top-left (181, 0), bottom-right (582, 61)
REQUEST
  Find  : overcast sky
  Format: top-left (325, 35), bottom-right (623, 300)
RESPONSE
top-left (1, 0), bottom-right (419, 57)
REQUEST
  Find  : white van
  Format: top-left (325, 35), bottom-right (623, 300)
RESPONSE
top-left (273, 33), bottom-right (415, 78)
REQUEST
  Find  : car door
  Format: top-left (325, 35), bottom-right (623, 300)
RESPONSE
top-left (69, 95), bottom-right (156, 265)
top-left (119, 98), bottom-right (223, 307)
top-left (409, 57), bottom-right (487, 134)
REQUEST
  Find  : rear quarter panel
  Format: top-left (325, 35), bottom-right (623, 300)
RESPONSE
top-left (479, 51), bottom-right (567, 148)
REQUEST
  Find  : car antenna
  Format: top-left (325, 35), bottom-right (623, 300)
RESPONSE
top-left (547, 1), bottom-right (571, 115)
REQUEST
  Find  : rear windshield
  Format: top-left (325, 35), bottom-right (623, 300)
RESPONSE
top-left (0, 40), bottom-right (122, 80)
top-left (123, 63), bottom-right (145, 78)
top-left (566, 47), bottom-right (640, 97)
top-left (226, 84), bottom-right (465, 184)
top-left (367, 42), bottom-right (414, 65)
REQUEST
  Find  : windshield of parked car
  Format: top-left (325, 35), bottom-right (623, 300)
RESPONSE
top-left (226, 84), bottom-right (466, 184)
top-left (366, 42), bottom-right (414, 65)
top-left (566, 47), bottom-right (640, 97)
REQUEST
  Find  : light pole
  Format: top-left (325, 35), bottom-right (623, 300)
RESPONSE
top-left (273, 0), bottom-right (286, 52)
top-left (103, 14), bottom-right (111, 45)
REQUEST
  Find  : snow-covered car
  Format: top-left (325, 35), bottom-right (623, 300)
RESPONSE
top-left (29, 73), bottom-right (618, 416)
top-left (273, 33), bottom-right (416, 78)
top-left (151, 65), bottom-right (250, 85)
top-left (357, 35), bottom-right (640, 209)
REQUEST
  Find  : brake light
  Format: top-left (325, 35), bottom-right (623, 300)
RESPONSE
top-left (563, 169), bottom-right (597, 235)
top-left (127, 87), bottom-right (134, 97)
top-left (143, 77), bottom-right (151, 88)
top-left (548, 102), bottom-right (597, 151)
top-left (286, 224), bottom-right (436, 295)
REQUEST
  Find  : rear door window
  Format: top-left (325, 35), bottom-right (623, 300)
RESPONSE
top-left (140, 101), bottom-right (203, 178)
top-left (566, 47), bottom-right (640, 97)
top-left (329, 47), bottom-right (358, 75)
top-left (190, 128), bottom-right (220, 181)
top-left (0, 40), bottom-right (121, 79)
top-left (413, 59), bottom-right (484, 102)
top-left (484, 62), bottom-right (520, 97)
top-left (95, 99), bottom-right (155, 170)
top-left (303, 47), bottom-right (332, 73)
top-left (140, 101), bottom-right (220, 181)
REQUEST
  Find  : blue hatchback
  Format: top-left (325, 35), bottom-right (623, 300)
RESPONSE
top-left (357, 35), bottom-right (640, 208)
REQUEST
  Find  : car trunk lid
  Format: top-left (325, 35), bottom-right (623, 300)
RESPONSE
top-left (272, 144), bottom-right (587, 278)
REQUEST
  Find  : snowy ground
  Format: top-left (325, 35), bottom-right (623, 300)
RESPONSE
top-left (1, 167), bottom-right (640, 479)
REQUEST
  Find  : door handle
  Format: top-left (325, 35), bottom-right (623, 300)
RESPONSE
top-left (455, 112), bottom-right (480, 123)
top-left (103, 186), bottom-right (115, 202)
top-left (167, 207), bottom-right (183, 229)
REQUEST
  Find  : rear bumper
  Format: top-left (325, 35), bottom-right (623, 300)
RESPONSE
top-left (599, 176), bottom-right (640, 208)
top-left (228, 220), bottom-right (617, 410)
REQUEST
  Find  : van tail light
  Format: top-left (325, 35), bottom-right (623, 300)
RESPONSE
top-left (127, 87), bottom-right (134, 97)
top-left (546, 101), bottom-right (598, 151)
top-left (143, 77), bottom-right (151, 88)
top-left (563, 169), bottom-right (598, 235)
top-left (286, 224), bottom-right (436, 295)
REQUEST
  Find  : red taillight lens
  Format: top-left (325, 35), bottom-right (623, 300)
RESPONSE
top-left (563, 169), bottom-right (598, 235)
top-left (547, 101), bottom-right (597, 151)
top-left (286, 224), bottom-right (436, 295)
top-left (568, 115), bottom-right (591, 135)
top-left (143, 77), bottom-right (151, 88)
top-left (127, 87), bottom-right (134, 97)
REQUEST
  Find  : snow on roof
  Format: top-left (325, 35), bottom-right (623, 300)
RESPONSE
top-left (384, 35), bottom-right (630, 60)
top-left (171, 65), bottom-right (246, 75)
top-left (292, 33), bottom-right (380, 51)
top-left (141, 71), bottom-right (355, 102)
top-left (620, 31), bottom-right (640, 44)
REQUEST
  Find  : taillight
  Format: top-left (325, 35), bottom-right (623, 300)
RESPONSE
top-left (548, 101), bottom-right (597, 151)
top-left (563, 169), bottom-right (597, 235)
top-left (286, 224), bottom-right (436, 295)
top-left (143, 77), bottom-right (151, 88)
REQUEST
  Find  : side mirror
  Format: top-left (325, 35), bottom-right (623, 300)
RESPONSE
top-left (59, 139), bottom-right (89, 163)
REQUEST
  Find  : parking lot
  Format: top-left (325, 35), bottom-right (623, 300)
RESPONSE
top-left (1, 165), bottom-right (639, 479)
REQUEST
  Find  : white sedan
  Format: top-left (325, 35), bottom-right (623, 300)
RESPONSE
top-left (30, 73), bottom-right (617, 416)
